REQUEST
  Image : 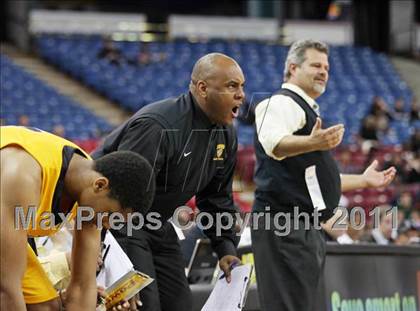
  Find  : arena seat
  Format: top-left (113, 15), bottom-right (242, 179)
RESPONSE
top-left (0, 54), bottom-right (111, 140)
top-left (35, 35), bottom-right (414, 147)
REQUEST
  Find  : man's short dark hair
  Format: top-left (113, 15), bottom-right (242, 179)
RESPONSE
top-left (94, 151), bottom-right (156, 214)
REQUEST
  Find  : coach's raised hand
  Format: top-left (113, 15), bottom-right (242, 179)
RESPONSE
top-left (272, 117), bottom-right (344, 159)
top-left (309, 118), bottom-right (344, 151)
top-left (362, 160), bottom-right (396, 188)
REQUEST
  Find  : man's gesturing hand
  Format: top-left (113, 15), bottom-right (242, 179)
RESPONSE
top-left (309, 118), bottom-right (344, 151)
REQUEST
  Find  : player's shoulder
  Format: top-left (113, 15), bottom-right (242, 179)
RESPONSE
top-left (0, 146), bottom-right (41, 191)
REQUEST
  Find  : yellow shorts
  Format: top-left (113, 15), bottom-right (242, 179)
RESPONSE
top-left (22, 244), bottom-right (59, 304)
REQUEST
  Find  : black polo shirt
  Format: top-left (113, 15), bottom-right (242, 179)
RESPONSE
top-left (93, 92), bottom-right (239, 258)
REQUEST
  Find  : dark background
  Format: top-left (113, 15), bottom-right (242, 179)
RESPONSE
top-left (1, 0), bottom-right (419, 52)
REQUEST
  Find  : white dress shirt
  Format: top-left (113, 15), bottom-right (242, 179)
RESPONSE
top-left (255, 83), bottom-right (320, 161)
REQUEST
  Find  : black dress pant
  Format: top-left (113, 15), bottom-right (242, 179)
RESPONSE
top-left (111, 222), bottom-right (193, 311)
top-left (251, 199), bottom-right (326, 311)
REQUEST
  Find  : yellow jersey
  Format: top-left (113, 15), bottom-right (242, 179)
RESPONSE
top-left (1, 126), bottom-right (91, 236)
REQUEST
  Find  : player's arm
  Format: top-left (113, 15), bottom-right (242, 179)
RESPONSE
top-left (0, 148), bottom-right (41, 310)
top-left (340, 160), bottom-right (396, 192)
top-left (65, 222), bottom-right (100, 311)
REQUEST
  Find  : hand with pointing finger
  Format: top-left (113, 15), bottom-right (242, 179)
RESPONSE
top-left (309, 118), bottom-right (344, 151)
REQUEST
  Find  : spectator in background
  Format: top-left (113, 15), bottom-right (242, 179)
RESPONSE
top-left (394, 191), bottom-right (414, 219)
top-left (382, 150), bottom-right (419, 184)
top-left (395, 209), bottom-right (419, 245)
top-left (410, 97), bottom-right (419, 122)
top-left (404, 128), bottom-right (420, 183)
top-left (97, 38), bottom-right (122, 66)
top-left (405, 152), bottom-right (419, 183)
top-left (395, 221), bottom-right (419, 245)
top-left (135, 42), bottom-right (152, 66)
top-left (359, 96), bottom-right (407, 148)
top-left (369, 96), bottom-right (393, 121)
top-left (335, 208), bottom-right (368, 244)
top-left (397, 209), bottom-right (407, 229)
top-left (407, 128), bottom-right (420, 153)
top-left (360, 115), bottom-right (378, 141)
top-left (383, 153), bottom-right (407, 184)
top-left (359, 115), bottom-right (379, 153)
top-left (415, 192), bottom-right (420, 210)
top-left (130, 42), bottom-right (167, 67)
top-left (52, 125), bottom-right (66, 138)
top-left (365, 206), bottom-right (395, 245)
top-left (409, 210), bottom-right (420, 230)
top-left (376, 115), bottom-right (390, 139)
top-left (322, 206), bottom-right (368, 244)
top-left (337, 150), bottom-right (361, 174)
top-left (393, 98), bottom-right (407, 121)
top-left (18, 114), bottom-right (30, 127)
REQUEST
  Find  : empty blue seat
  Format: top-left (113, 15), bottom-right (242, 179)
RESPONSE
top-left (0, 54), bottom-right (112, 139)
top-left (31, 35), bottom-right (415, 147)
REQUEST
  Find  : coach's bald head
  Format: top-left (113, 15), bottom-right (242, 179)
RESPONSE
top-left (189, 53), bottom-right (245, 125)
top-left (190, 53), bottom-right (240, 86)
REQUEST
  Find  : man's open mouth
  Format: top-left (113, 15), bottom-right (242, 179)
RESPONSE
top-left (232, 106), bottom-right (239, 118)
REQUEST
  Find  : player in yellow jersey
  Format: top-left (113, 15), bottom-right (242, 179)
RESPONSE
top-left (0, 126), bottom-right (156, 311)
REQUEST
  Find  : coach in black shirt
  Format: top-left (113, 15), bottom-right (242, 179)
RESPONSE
top-left (93, 53), bottom-right (245, 311)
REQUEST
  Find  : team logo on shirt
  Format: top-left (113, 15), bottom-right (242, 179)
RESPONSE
top-left (213, 144), bottom-right (225, 161)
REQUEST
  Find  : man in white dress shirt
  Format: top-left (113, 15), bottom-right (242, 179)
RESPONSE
top-left (251, 39), bottom-right (396, 311)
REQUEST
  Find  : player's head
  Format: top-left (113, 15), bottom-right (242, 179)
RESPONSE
top-left (189, 53), bottom-right (245, 125)
top-left (79, 151), bottom-right (155, 227)
top-left (284, 39), bottom-right (329, 99)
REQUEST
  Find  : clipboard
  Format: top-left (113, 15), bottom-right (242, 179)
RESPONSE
top-left (95, 231), bottom-right (154, 310)
top-left (201, 264), bottom-right (253, 311)
top-left (99, 270), bottom-right (153, 310)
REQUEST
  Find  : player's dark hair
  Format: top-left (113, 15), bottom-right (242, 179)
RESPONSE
top-left (94, 151), bottom-right (156, 214)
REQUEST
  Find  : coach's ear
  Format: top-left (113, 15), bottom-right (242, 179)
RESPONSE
top-left (93, 177), bottom-right (109, 193)
top-left (289, 63), bottom-right (298, 77)
top-left (196, 80), bottom-right (208, 98)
